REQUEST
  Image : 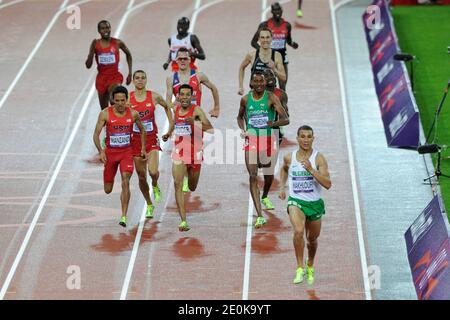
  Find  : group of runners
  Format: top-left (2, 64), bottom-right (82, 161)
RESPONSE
top-left (87, 2), bottom-right (331, 285)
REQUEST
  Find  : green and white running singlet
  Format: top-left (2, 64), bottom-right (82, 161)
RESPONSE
top-left (287, 150), bottom-right (325, 221)
top-left (246, 90), bottom-right (276, 137)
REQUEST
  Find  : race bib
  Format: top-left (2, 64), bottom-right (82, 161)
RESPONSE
top-left (133, 120), bottom-right (153, 133)
top-left (271, 39), bottom-right (286, 50)
top-left (98, 53), bottom-right (116, 65)
top-left (249, 114), bottom-right (269, 129)
top-left (292, 176), bottom-right (314, 194)
top-left (174, 123), bottom-right (192, 136)
top-left (109, 133), bottom-right (131, 148)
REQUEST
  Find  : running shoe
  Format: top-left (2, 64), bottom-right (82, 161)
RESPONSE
top-left (182, 176), bottom-right (189, 193)
top-left (146, 204), bottom-right (154, 219)
top-left (306, 264), bottom-right (315, 285)
top-left (296, 9), bottom-right (303, 17)
top-left (153, 185), bottom-right (161, 204)
top-left (293, 267), bottom-right (305, 284)
top-left (178, 220), bottom-right (190, 232)
top-left (254, 216), bottom-right (267, 228)
top-left (262, 197), bottom-right (275, 210)
top-left (119, 216), bottom-right (127, 228)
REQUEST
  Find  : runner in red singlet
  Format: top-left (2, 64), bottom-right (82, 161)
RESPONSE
top-left (130, 70), bottom-right (174, 217)
top-left (85, 20), bottom-right (133, 110)
top-left (93, 86), bottom-right (146, 228)
top-left (171, 84), bottom-right (214, 232)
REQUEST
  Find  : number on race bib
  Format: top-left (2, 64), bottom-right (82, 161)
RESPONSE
top-left (133, 120), bottom-right (153, 133)
top-left (174, 123), bottom-right (192, 136)
top-left (249, 114), bottom-right (269, 129)
top-left (292, 177), bottom-right (314, 194)
top-left (98, 53), bottom-right (116, 65)
top-left (109, 134), bottom-right (131, 148)
top-left (271, 39), bottom-right (286, 50)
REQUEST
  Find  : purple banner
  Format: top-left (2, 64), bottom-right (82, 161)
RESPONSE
top-left (362, 0), bottom-right (419, 148)
top-left (405, 195), bottom-right (450, 300)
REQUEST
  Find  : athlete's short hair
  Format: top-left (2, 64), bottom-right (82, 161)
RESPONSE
top-left (176, 47), bottom-right (190, 57)
top-left (112, 85), bottom-right (128, 100)
top-left (133, 70), bottom-right (147, 79)
top-left (297, 125), bottom-right (314, 136)
top-left (179, 84), bottom-right (193, 95)
top-left (271, 2), bottom-right (283, 11)
top-left (97, 20), bottom-right (110, 31)
top-left (251, 70), bottom-right (266, 81)
top-left (178, 17), bottom-right (190, 26)
top-left (258, 27), bottom-right (273, 37)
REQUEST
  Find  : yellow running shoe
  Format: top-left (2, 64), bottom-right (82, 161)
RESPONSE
top-left (119, 216), bottom-right (127, 228)
top-left (293, 267), bottom-right (305, 284)
top-left (306, 264), bottom-right (315, 285)
top-left (261, 197), bottom-right (274, 210)
top-left (146, 204), bottom-right (154, 219)
top-left (182, 176), bottom-right (189, 193)
top-left (153, 186), bottom-right (161, 203)
top-left (178, 220), bottom-right (190, 232)
top-left (296, 9), bottom-right (303, 17)
top-left (254, 216), bottom-right (267, 228)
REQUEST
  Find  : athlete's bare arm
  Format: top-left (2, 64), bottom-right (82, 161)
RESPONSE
top-left (186, 107), bottom-right (214, 134)
top-left (117, 39), bottom-right (133, 85)
top-left (238, 52), bottom-right (254, 95)
top-left (278, 152), bottom-right (292, 200)
top-left (163, 38), bottom-right (172, 70)
top-left (250, 22), bottom-right (267, 49)
top-left (273, 51), bottom-right (286, 81)
top-left (281, 90), bottom-right (289, 115)
top-left (85, 39), bottom-right (96, 69)
top-left (196, 107), bottom-right (214, 133)
top-left (165, 75), bottom-right (175, 109)
top-left (286, 23), bottom-right (299, 49)
top-left (190, 34), bottom-right (206, 60)
top-left (268, 92), bottom-right (289, 127)
top-left (237, 95), bottom-right (248, 138)
top-left (93, 110), bottom-right (107, 163)
top-left (312, 153), bottom-right (331, 189)
top-left (131, 109), bottom-right (147, 159)
top-left (154, 93), bottom-right (175, 141)
top-left (198, 72), bottom-right (220, 118)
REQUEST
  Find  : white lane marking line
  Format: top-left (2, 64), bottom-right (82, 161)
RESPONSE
top-left (0, 0), bottom-right (134, 300)
top-left (119, 120), bottom-right (168, 301)
top-left (120, 0), bottom-right (225, 300)
top-left (189, 0), bottom-right (223, 34)
top-left (328, 0), bottom-right (371, 300)
top-left (242, 193), bottom-right (254, 301)
top-left (0, 0), bottom-right (24, 10)
top-left (0, 0), bottom-right (92, 112)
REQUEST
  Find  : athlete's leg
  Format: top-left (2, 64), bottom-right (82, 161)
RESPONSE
top-left (120, 172), bottom-right (132, 217)
top-left (288, 205), bottom-right (307, 269)
top-left (148, 150), bottom-right (160, 187)
top-left (172, 161), bottom-right (188, 222)
top-left (305, 219), bottom-right (322, 267)
top-left (245, 150), bottom-right (262, 217)
top-left (279, 63), bottom-right (288, 91)
top-left (133, 156), bottom-right (152, 205)
top-left (104, 183), bottom-right (114, 194)
top-left (107, 83), bottom-right (120, 105)
top-left (98, 91), bottom-right (110, 110)
top-left (187, 165), bottom-right (201, 192)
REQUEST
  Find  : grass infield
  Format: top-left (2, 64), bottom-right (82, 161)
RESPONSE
top-left (392, 6), bottom-right (450, 220)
